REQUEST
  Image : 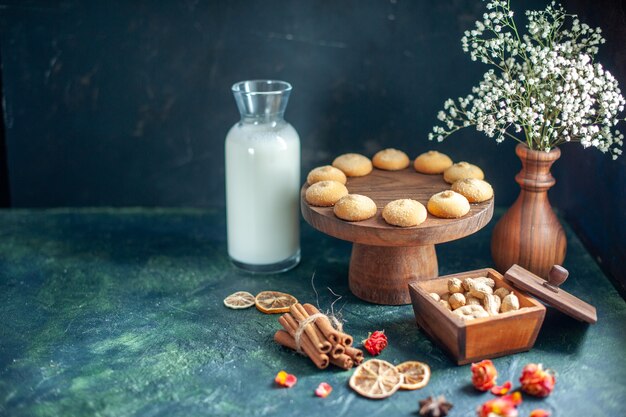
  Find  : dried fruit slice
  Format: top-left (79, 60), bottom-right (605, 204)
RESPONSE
top-left (255, 291), bottom-right (298, 314)
top-left (223, 291), bottom-right (256, 309)
top-left (396, 361), bottom-right (431, 390)
top-left (348, 359), bottom-right (403, 399)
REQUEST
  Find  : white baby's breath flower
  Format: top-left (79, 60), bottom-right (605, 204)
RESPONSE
top-left (428, 0), bottom-right (625, 159)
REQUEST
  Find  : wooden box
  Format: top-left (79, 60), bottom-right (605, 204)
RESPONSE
top-left (408, 268), bottom-right (546, 365)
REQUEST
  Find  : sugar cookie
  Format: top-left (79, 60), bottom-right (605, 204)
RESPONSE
top-left (306, 165), bottom-right (347, 185)
top-left (382, 199), bottom-right (427, 227)
top-left (305, 180), bottom-right (349, 207)
top-left (413, 150), bottom-right (453, 174)
top-left (451, 178), bottom-right (494, 203)
top-left (333, 194), bottom-right (377, 221)
top-left (443, 161), bottom-right (484, 184)
top-left (372, 148), bottom-right (410, 171)
top-left (332, 153), bottom-right (373, 177)
top-left (427, 190), bottom-right (470, 218)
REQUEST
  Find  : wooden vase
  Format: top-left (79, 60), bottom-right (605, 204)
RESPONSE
top-left (491, 143), bottom-right (567, 279)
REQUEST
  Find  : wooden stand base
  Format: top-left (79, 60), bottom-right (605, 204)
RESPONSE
top-left (349, 243), bottom-right (438, 305)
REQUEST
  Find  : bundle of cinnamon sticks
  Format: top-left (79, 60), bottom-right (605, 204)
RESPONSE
top-left (274, 303), bottom-right (364, 370)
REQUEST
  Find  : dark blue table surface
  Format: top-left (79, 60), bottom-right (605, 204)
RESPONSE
top-left (0, 208), bottom-right (624, 417)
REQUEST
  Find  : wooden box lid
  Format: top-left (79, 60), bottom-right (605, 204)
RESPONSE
top-left (504, 264), bottom-right (597, 324)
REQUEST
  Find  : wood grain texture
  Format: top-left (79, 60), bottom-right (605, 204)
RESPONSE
top-left (409, 268), bottom-right (546, 365)
top-left (300, 167), bottom-right (494, 305)
top-left (491, 144), bottom-right (567, 279)
top-left (349, 244), bottom-right (437, 305)
top-left (504, 264), bottom-right (597, 324)
top-left (301, 168), bottom-right (494, 247)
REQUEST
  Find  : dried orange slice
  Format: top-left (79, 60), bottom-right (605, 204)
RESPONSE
top-left (223, 291), bottom-right (256, 309)
top-left (255, 291), bottom-right (298, 314)
top-left (396, 361), bottom-right (431, 390)
top-left (348, 359), bottom-right (403, 399)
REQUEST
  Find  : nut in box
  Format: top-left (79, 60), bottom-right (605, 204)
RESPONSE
top-left (409, 267), bottom-right (546, 365)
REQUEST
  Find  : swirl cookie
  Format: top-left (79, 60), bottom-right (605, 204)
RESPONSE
top-left (372, 148), bottom-right (410, 171)
top-left (305, 180), bottom-right (348, 207)
top-left (382, 199), bottom-right (427, 227)
top-left (307, 165), bottom-right (347, 185)
top-left (332, 153), bottom-right (373, 177)
top-left (413, 150), bottom-right (453, 174)
top-left (443, 161), bottom-right (484, 184)
top-left (451, 178), bottom-right (494, 203)
top-left (333, 194), bottom-right (377, 221)
top-left (427, 190), bottom-right (470, 218)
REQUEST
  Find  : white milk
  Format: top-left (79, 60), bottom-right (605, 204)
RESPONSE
top-left (225, 121), bottom-right (300, 266)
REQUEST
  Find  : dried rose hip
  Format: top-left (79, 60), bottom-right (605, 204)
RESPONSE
top-left (471, 359), bottom-right (498, 391)
top-left (363, 330), bottom-right (388, 356)
top-left (519, 363), bottom-right (555, 397)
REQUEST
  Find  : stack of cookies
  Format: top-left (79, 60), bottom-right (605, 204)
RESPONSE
top-left (304, 148), bottom-right (494, 227)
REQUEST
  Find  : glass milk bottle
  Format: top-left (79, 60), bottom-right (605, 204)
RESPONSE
top-left (225, 80), bottom-right (301, 273)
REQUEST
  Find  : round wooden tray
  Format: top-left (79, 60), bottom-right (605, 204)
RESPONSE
top-left (301, 168), bottom-right (494, 305)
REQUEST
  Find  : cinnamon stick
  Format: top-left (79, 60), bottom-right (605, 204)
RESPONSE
top-left (274, 329), bottom-right (330, 369)
top-left (345, 346), bottom-right (364, 365)
top-left (303, 303), bottom-right (352, 346)
top-left (330, 343), bottom-right (345, 359)
top-left (278, 316), bottom-right (329, 369)
top-left (294, 304), bottom-right (333, 353)
top-left (289, 304), bottom-right (332, 354)
top-left (302, 303), bottom-right (340, 344)
top-left (329, 353), bottom-right (354, 370)
top-left (281, 313), bottom-right (313, 350)
top-left (341, 333), bottom-right (353, 347)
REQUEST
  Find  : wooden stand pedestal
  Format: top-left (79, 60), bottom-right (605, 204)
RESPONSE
top-left (301, 168), bottom-right (493, 305)
top-left (349, 244), bottom-right (437, 305)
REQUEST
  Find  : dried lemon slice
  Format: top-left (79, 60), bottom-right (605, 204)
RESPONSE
top-left (223, 291), bottom-right (256, 309)
top-left (396, 361), bottom-right (431, 390)
top-left (348, 359), bottom-right (403, 399)
top-left (255, 291), bottom-right (298, 314)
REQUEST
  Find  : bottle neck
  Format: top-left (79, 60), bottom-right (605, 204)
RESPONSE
top-left (232, 80), bottom-right (292, 126)
top-left (515, 143), bottom-right (560, 192)
top-left (239, 112), bottom-right (286, 125)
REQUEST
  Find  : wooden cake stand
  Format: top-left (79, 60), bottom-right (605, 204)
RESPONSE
top-left (301, 168), bottom-right (494, 305)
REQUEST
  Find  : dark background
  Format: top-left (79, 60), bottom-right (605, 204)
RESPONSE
top-left (0, 0), bottom-right (624, 292)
